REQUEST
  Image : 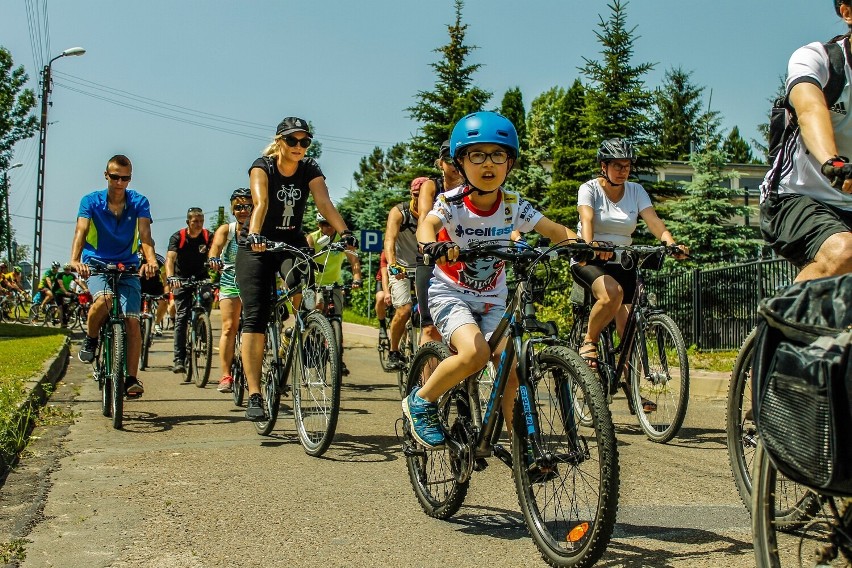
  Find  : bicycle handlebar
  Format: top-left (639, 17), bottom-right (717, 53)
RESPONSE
top-left (87, 259), bottom-right (139, 274)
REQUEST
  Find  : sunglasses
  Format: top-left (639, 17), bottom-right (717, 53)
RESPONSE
top-left (187, 207), bottom-right (203, 215)
top-left (107, 173), bottom-right (132, 182)
top-left (233, 204), bottom-right (253, 212)
top-left (282, 135), bottom-right (312, 148)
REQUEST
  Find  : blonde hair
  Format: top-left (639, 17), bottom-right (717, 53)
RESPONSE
top-left (262, 136), bottom-right (282, 157)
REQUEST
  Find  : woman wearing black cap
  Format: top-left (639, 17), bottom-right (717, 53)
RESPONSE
top-left (237, 116), bottom-right (356, 421)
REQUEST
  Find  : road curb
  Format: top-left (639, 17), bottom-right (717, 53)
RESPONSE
top-left (23, 335), bottom-right (72, 408)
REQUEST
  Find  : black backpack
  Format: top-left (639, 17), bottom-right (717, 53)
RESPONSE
top-left (752, 273), bottom-right (852, 495)
top-left (765, 35), bottom-right (849, 191)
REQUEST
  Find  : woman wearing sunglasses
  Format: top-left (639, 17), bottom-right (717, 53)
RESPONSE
top-left (207, 188), bottom-right (253, 393)
top-left (237, 116), bottom-right (357, 421)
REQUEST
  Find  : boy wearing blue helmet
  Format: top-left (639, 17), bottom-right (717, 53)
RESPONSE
top-left (403, 111), bottom-right (582, 449)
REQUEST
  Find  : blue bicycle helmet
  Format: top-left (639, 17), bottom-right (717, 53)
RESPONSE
top-left (450, 111), bottom-right (519, 161)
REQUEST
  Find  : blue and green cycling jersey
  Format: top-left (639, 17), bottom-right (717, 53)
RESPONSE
top-left (78, 189), bottom-right (152, 266)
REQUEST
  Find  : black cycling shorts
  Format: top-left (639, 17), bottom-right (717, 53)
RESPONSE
top-left (760, 193), bottom-right (852, 267)
top-left (140, 275), bottom-right (164, 297)
top-left (414, 261), bottom-right (434, 326)
top-left (571, 259), bottom-right (638, 305)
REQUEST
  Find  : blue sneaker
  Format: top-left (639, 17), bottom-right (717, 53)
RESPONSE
top-left (402, 387), bottom-right (445, 448)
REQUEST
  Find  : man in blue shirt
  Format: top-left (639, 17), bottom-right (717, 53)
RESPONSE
top-left (70, 154), bottom-right (159, 397)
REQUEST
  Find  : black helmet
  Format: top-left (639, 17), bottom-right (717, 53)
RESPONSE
top-left (596, 138), bottom-right (637, 163)
top-left (438, 140), bottom-right (451, 160)
top-left (51, 261), bottom-right (61, 270)
top-left (230, 187), bottom-right (251, 201)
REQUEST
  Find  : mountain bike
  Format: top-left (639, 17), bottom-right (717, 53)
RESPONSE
top-left (0, 290), bottom-right (29, 323)
top-left (231, 318), bottom-right (246, 407)
top-left (401, 240), bottom-right (619, 568)
top-left (251, 241), bottom-right (342, 457)
top-left (174, 278), bottom-right (215, 387)
top-left (377, 299), bottom-right (397, 373)
top-left (139, 293), bottom-right (163, 371)
top-left (567, 244), bottom-right (689, 443)
top-left (88, 260), bottom-right (136, 430)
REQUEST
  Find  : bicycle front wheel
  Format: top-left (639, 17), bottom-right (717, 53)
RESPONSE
top-left (292, 312), bottom-right (341, 456)
top-left (97, 327), bottom-right (111, 418)
top-left (629, 313), bottom-right (689, 443)
top-left (253, 328), bottom-right (281, 436)
top-left (403, 341), bottom-right (469, 519)
top-left (752, 442), bottom-right (851, 567)
top-left (512, 345), bottom-right (619, 568)
top-left (232, 331), bottom-right (245, 407)
top-left (192, 312), bottom-right (213, 387)
top-left (396, 324), bottom-right (416, 398)
top-left (110, 323), bottom-right (125, 430)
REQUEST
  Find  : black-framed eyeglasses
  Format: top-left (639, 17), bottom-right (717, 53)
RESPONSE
top-left (465, 150), bottom-right (509, 165)
top-left (282, 135), bottom-right (312, 148)
top-left (107, 173), bottom-right (132, 182)
top-left (233, 204), bottom-right (253, 212)
top-left (187, 207), bottom-right (203, 214)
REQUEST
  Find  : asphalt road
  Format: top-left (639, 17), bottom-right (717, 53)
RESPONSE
top-left (0, 315), bottom-right (755, 568)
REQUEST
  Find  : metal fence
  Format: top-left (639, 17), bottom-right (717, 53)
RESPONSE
top-left (645, 258), bottom-right (797, 350)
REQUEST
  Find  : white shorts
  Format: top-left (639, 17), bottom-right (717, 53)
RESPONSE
top-left (389, 274), bottom-right (412, 308)
top-left (429, 295), bottom-right (504, 347)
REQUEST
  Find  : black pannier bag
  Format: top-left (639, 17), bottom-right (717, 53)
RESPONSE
top-left (752, 273), bottom-right (852, 495)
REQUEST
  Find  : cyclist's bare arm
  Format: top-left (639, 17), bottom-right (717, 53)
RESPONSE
top-left (208, 223), bottom-right (230, 258)
top-left (138, 218), bottom-right (158, 277)
top-left (639, 207), bottom-right (688, 257)
top-left (247, 168), bottom-right (269, 251)
top-left (578, 204), bottom-right (614, 261)
top-left (70, 217), bottom-right (92, 277)
top-left (383, 206), bottom-right (403, 268)
top-left (416, 179), bottom-right (438, 225)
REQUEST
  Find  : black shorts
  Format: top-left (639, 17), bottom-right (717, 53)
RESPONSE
top-left (140, 275), bottom-right (164, 297)
top-left (760, 193), bottom-right (852, 267)
top-left (571, 260), bottom-right (638, 304)
top-left (414, 262), bottom-right (434, 326)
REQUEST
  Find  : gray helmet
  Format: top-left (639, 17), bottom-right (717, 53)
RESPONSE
top-left (596, 138), bottom-right (637, 163)
top-left (316, 212), bottom-right (328, 224)
top-left (230, 187), bottom-right (251, 201)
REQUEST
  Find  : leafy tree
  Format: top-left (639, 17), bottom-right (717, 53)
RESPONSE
top-left (722, 126), bottom-right (756, 164)
top-left (665, 147), bottom-right (762, 265)
top-left (352, 143), bottom-right (410, 192)
top-left (0, 47), bottom-right (38, 260)
top-left (406, 0), bottom-right (491, 170)
top-left (526, 86), bottom-right (565, 158)
top-left (651, 67), bottom-right (707, 161)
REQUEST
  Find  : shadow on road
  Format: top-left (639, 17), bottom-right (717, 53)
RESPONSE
top-left (319, 433), bottom-right (401, 463)
top-left (118, 410), bottom-right (248, 433)
top-left (445, 504), bottom-right (527, 540)
top-left (601, 524), bottom-right (752, 567)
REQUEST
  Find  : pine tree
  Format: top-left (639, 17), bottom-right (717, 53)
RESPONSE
top-left (665, 147), bottom-right (762, 265)
top-left (652, 67), bottom-right (706, 161)
top-left (722, 126), bottom-right (756, 164)
top-left (552, 79), bottom-right (590, 183)
top-left (499, 87), bottom-right (527, 170)
top-left (406, 0), bottom-right (491, 169)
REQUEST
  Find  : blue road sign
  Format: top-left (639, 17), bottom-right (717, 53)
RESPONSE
top-left (359, 230), bottom-right (383, 253)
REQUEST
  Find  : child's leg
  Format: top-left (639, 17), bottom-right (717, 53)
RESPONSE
top-left (418, 323), bottom-right (490, 403)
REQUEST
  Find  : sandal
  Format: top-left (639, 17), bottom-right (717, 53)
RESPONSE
top-left (641, 397), bottom-right (657, 413)
top-left (578, 341), bottom-right (599, 369)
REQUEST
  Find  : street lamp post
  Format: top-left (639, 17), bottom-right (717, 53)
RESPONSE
top-left (32, 46), bottom-right (85, 282)
top-left (2, 163), bottom-right (23, 264)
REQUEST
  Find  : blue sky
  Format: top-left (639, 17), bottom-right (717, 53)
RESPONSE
top-left (0, 1), bottom-right (846, 267)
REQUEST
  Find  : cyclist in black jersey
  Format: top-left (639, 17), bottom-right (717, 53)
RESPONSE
top-left (414, 140), bottom-right (465, 344)
top-left (237, 117), bottom-right (357, 421)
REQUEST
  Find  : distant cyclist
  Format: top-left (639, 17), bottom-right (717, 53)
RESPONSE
top-left (237, 116), bottom-right (357, 421)
top-left (36, 261), bottom-right (61, 312)
top-left (207, 188), bottom-right (253, 393)
top-left (759, 1), bottom-right (852, 281)
top-left (383, 176), bottom-right (425, 368)
top-left (306, 212), bottom-right (363, 377)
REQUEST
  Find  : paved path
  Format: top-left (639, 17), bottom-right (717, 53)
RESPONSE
top-left (0, 314), bottom-right (751, 567)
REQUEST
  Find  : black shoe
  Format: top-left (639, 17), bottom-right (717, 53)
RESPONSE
top-left (245, 393), bottom-right (266, 421)
top-left (341, 362), bottom-right (350, 377)
top-left (78, 335), bottom-right (98, 363)
top-left (388, 351), bottom-right (403, 369)
top-left (125, 376), bottom-right (144, 398)
top-left (172, 360), bottom-right (187, 374)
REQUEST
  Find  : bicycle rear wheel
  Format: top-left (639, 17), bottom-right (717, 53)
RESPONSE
top-left (752, 442), bottom-right (852, 567)
top-left (140, 317), bottom-right (152, 371)
top-left (629, 313), bottom-right (689, 443)
top-left (232, 331), bottom-right (245, 407)
top-left (403, 341), bottom-right (469, 519)
top-left (512, 345), bottom-right (619, 568)
top-left (293, 312), bottom-right (341, 457)
top-left (192, 312), bottom-right (213, 387)
top-left (110, 323), bottom-right (125, 430)
top-left (253, 328), bottom-right (281, 436)
top-left (727, 328), bottom-right (758, 511)
top-left (396, 324), bottom-right (416, 398)
top-left (97, 328), bottom-right (111, 418)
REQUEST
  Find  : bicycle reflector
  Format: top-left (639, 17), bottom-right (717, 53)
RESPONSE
top-left (567, 522), bottom-right (590, 543)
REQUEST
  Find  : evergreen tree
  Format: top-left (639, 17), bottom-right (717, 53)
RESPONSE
top-left (499, 87), bottom-right (527, 170)
top-left (651, 67), bottom-right (705, 161)
top-left (552, 79), bottom-right (590, 183)
top-left (665, 147), bottom-right (762, 265)
top-left (722, 126), bottom-right (756, 164)
top-left (526, 86), bottom-right (565, 159)
top-left (406, 0), bottom-right (491, 169)
top-left (0, 47), bottom-right (38, 261)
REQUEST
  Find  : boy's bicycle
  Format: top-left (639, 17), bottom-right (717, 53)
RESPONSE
top-left (251, 241), bottom-right (342, 457)
top-left (88, 260), bottom-right (137, 430)
top-left (567, 244), bottom-right (690, 443)
top-left (173, 278), bottom-right (215, 387)
top-left (401, 240), bottom-right (619, 568)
